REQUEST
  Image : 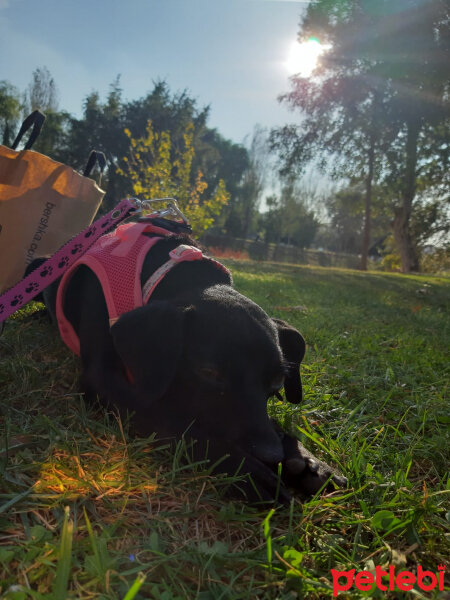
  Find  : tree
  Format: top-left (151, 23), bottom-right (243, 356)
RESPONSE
top-left (24, 66), bottom-right (59, 113)
top-left (272, 0), bottom-right (450, 272)
top-left (67, 79), bottom-right (246, 214)
top-left (272, 42), bottom-right (390, 268)
top-left (65, 78), bottom-right (130, 209)
top-left (324, 183), bottom-right (391, 254)
top-left (15, 68), bottom-right (73, 164)
top-left (0, 75), bottom-right (255, 235)
top-left (197, 129), bottom-right (249, 234)
top-left (224, 126), bottom-right (269, 238)
top-left (118, 120), bottom-right (229, 234)
top-left (0, 81), bottom-right (21, 145)
top-left (28, 108), bottom-right (72, 162)
top-left (259, 183), bottom-right (319, 248)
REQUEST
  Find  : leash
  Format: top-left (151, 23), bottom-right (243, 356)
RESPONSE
top-left (0, 198), bottom-right (138, 328)
top-left (0, 197), bottom-right (194, 331)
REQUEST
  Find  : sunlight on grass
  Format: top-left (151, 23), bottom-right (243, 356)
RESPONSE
top-left (35, 440), bottom-right (158, 500)
top-left (1, 264), bottom-right (449, 598)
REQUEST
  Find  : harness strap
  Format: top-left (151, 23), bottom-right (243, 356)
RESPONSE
top-left (142, 245), bottom-right (203, 302)
top-left (142, 244), bottom-right (230, 304)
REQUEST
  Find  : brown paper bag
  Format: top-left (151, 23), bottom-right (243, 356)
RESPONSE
top-left (0, 111), bottom-right (105, 293)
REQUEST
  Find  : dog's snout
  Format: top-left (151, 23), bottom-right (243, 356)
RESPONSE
top-left (250, 439), bottom-right (284, 465)
top-left (245, 427), bottom-right (284, 465)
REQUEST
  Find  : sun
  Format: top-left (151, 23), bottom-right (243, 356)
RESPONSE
top-left (285, 38), bottom-right (331, 77)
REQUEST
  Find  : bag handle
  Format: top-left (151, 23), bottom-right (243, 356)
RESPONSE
top-left (83, 150), bottom-right (107, 178)
top-left (11, 110), bottom-right (46, 151)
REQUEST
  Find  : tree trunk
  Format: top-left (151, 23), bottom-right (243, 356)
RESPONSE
top-left (393, 119), bottom-right (420, 272)
top-left (2, 121), bottom-right (11, 146)
top-left (361, 132), bottom-right (375, 271)
top-left (242, 200), bottom-right (253, 240)
top-left (393, 205), bottom-right (419, 272)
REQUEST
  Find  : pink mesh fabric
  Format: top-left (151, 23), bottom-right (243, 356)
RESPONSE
top-left (56, 223), bottom-right (162, 355)
top-left (56, 221), bottom-right (230, 357)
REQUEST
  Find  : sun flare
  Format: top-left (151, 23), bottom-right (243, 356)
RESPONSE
top-left (286, 38), bottom-right (331, 77)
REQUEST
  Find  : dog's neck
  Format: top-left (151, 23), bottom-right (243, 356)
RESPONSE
top-left (141, 235), bottom-right (232, 302)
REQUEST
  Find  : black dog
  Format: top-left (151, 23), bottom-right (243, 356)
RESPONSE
top-left (35, 231), bottom-right (345, 503)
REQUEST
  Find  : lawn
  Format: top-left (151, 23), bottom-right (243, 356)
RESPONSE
top-left (0, 260), bottom-right (449, 599)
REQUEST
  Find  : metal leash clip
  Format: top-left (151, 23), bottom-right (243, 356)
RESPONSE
top-left (130, 197), bottom-right (192, 233)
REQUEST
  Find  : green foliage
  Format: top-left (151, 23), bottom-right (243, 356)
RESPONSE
top-left (1, 264), bottom-right (448, 597)
top-left (1, 61), bottom-right (446, 271)
top-left (420, 245), bottom-right (450, 274)
top-left (223, 126), bottom-right (268, 239)
top-left (272, 0), bottom-right (450, 272)
top-left (52, 506), bottom-right (74, 600)
top-left (1, 72), bottom-right (248, 221)
top-left (30, 109), bottom-right (73, 163)
top-left (379, 235), bottom-right (402, 272)
top-left (0, 81), bottom-right (22, 146)
top-left (259, 185), bottom-right (319, 248)
top-left (118, 120), bottom-right (229, 234)
top-left (324, 184), bottom-right (391, 254)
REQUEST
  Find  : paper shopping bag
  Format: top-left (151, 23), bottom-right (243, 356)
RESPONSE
top-left (0, 110), bottom-right (105, 293)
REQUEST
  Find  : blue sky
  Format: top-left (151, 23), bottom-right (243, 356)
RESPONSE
top-left (0, 0), bottom-right (308, 144)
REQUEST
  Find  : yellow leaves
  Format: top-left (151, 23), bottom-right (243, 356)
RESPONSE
top-left (185, 175), bottom-right (229, 232)
top-left (119, 120), bottom-right (229, 234)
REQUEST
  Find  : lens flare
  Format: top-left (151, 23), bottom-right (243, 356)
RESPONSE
top-left (286, 37), bottom-right (331, 77)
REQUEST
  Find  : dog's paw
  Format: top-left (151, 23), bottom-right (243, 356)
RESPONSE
top-left (227, 455), bottom-right (293, 505)
top-left (280, 433), bottom-right (347, 497)
top-left (192, 438), bottom-right (292, 505)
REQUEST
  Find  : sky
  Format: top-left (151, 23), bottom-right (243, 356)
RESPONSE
top-left (0, 0), bottom-right (308, 145)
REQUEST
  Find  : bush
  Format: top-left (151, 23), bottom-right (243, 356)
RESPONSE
top-left (420, 246), bottom-right (450, 274)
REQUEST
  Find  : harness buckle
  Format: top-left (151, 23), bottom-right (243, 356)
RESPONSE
top-left (130, 197), bottom-right (189, 225)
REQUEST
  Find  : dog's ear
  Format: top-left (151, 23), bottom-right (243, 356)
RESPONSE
top-left (111, 301), bottom-right (184, 401)
top-left (272, 318), bottom-right (306, 404)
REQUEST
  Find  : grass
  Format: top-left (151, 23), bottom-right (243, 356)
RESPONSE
top-left (0, 260), bottom-right (449, 599)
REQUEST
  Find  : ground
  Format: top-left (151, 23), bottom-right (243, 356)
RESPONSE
top-left (0, 260), bottom-right (448, 599)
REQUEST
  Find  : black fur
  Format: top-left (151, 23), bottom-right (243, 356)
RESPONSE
top-left (33, 233), bottom-right (346, 503)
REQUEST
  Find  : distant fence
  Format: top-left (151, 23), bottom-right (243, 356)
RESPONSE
top-left (201, 234), bottom-right (361, 270)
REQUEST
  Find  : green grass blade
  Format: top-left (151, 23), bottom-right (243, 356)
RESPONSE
top-left (0, 487), bottom-right (33, 514)
top-left (83, 506), bottom-right (103, 575)
top-left (121, 572), bottom-right (147, 600)
top-left (52, 505), bottom-right (74, 600)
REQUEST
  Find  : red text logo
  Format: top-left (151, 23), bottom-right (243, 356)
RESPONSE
top-left (331, 564), bottom-right (445, 596)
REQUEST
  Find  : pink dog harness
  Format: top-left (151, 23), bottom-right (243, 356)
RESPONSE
top-left (56, 221), bottom-right (227, 355)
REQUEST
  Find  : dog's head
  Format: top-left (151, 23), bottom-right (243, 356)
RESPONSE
top-left (111, 285), bottom-right (306, 465)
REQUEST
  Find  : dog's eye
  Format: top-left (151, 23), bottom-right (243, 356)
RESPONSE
top-left (197, 366), bottom-right (222, 382)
